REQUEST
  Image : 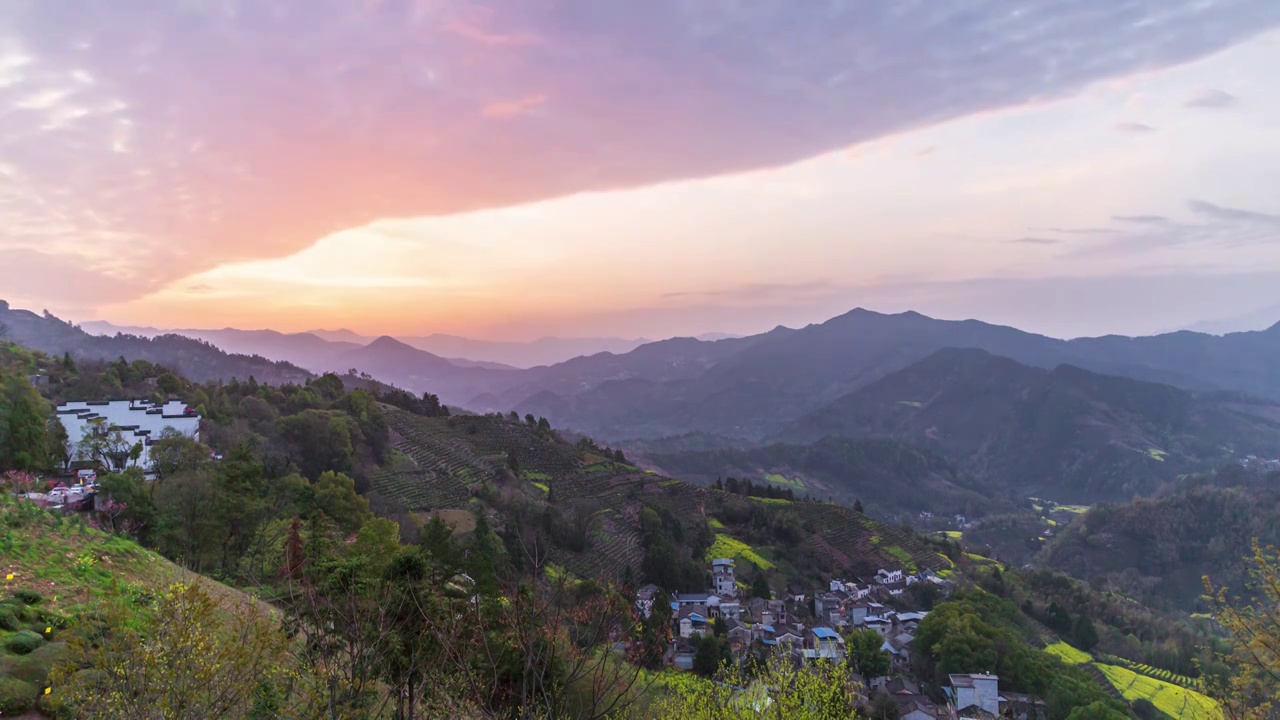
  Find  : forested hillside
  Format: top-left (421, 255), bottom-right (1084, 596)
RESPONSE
top-left (1042, 466), bottom-right (1280, 611)
top-left (781, 348), bottom-right (1280, 502)
top-left (1, 301), bottom-right (311, 385)
top-left (646, 435), bottom-right (999, 520)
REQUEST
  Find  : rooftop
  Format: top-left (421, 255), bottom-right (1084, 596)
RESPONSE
top-left (949, 673), bottom-right (999, 687)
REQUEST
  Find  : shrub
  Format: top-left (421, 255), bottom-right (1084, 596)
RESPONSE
top-left (0, 677), bottom-right (39, 715)
top-left (8, 642), bottom-right (66, 686)
top-left (5, 629), bottom-right (46, 655)
top-left (13, 588), bottom-right (42, 605)
top-left (0, 605), bottom-right (20, 631)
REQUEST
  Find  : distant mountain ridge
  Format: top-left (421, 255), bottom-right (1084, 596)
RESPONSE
top-left (514, 308), bottom-right (1280, 442)
top-left (780, 347), bottom-right (1280, 501)
top-left (1178, 302), bottom-right (1280, 335)
top-left (0, 302), bottom-right (312, 385)
top-left (82, 320), bottom-right (650, 369)
top-left (56, 306), bottom-right (1280, 446)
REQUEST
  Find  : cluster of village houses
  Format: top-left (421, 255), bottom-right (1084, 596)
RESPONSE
top-left (637, 559), bottom-right (1044, 720)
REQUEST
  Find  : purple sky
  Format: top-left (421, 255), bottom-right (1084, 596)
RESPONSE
top-left (1, 1), bottom-right (1279, 339)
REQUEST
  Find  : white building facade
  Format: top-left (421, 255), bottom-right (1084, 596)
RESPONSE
top-left (56, 399), bottom-right (201, 474)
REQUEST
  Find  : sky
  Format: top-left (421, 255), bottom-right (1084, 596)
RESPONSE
top-left (1, 0), bottom-right (1279, 341)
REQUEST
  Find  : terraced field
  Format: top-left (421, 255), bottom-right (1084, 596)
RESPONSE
top-left (1045, 641), bottom-right (1091, 665)
top-left (797, 503), bottom-right (951, 573)
top-left (706, 534), bottom-right (775, 570)
top-left (1096, 664), bottom-right (1219, 720)
top-left (368, 468), bottom-right (470, 511)
top-left (1096, 654), bottom-right (1203, 690)
top-left (388, 409), bottom-right (586, 479)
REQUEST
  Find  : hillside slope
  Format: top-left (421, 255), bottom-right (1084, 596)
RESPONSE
top-left (1041, 466), bottom-right (1280, 610)
top-left (782, 348), bottom-right (1280, 502)
top-left (0, 488), bottom-right (266, 716)
top-left (645, 436), bottom-right (994, 520)
top-left (1, 301), bottom-right (312, 385)
top-left (378, 408), bottom-right (956, 584)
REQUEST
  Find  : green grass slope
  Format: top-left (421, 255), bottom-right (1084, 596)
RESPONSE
top-left (0, 490), bottom-right (263, 716)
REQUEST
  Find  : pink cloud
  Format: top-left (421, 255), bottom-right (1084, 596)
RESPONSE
top-left (481, 94), bottom-right (548, 118)
top-left (446, 6), bottom-right (541, 47)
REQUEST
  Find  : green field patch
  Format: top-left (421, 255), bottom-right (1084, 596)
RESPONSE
top-left (964, 552), bottom-right (1006, 570)
top-left (521, 470), bottom-right (552, 481)
top-left (896, 401), bottom-right (924, 408)
top-left (1147, 448), bottom-right (1169, 462)
top-left (882, 545), bottom-right (916, 571)
top-left (1045, 642), bottom-right (1091, 665)
top-left (1096, 664), bottom-right (1219, 720)
top-left (751, 497), bottom-right (791, 505)
top-left (531, 481), bottom-right (550, 494)
top-left (1056, 505), bottom-right (1089, 514)
top-left (763, 473), bottom-right (805, 489)
top-left (706, 534), bottom-right (775, 571)
top-left (942, 530), bottom-right (963, 539)
top-left (708, 518), bottom-right (726, 530)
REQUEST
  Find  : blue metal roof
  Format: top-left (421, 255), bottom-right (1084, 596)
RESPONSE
top-left (689, 613), bottom-right (707, 623)
top-left (812, 627), bottom-right (840, 639)
top-left (760, 624), bottom-right (775, 633)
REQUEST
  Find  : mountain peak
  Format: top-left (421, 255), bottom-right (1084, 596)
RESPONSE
top-left (366, 335), bottom-right (414, 351)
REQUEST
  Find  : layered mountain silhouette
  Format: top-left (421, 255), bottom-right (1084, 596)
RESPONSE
top-left (18, 303), bottom-right (1280, 447)
top-left (778, 347), bottom-right (1280, 501)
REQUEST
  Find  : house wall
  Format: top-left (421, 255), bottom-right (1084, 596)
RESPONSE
top-left (57, 400), bottom-right (200, 472)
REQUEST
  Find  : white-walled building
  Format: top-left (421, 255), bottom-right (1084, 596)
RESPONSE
top-left (948, 673), bottom-right (1000, 717)
top-left (56, 399), bottom-right (201, 474)
top-left (712, 558), bottom-right (737, 597)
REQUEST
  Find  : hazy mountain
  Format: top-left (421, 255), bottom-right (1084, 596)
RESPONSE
top-left (516, 308), bottom-right (1280, 442)
top-left (396, 334), bottom-right (650, 368)
top-left (305, 328), bottom-right (373, 344)
top-left (82, 320), bottom-right (648, 369)
top-left (1180, 303), bottom-right (1280, 335)
top-left (781, 347), bottom-right (1280, 501)
top-left (0, 301), bottom-right (312, 385)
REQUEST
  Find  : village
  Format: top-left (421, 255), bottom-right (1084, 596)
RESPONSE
top-left (637, 558), bottom-right (1039, 720)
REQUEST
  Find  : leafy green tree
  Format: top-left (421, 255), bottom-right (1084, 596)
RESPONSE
top-left (149, 429), bottom-right (210, 480)
top-left (1207, 539), bottom-right (1280, 717)
top-left (311, 470), bottom-right (371, 535)
top-left (468, 509), bottom-right (502, 595)
top-left (45, 411), bottom-right (69, 472)
top-left (0, 373), bottom-right (49, 472)
top-left (1071, 614), bottom-right (1098, 652)
top-left (276, 409), bottom-right (355, 480)
top-left (692, 635), bottom-right (732, 677)
top-left (751, 572), bottom-right (772, 600)
top-left (869, 692), bottom-right (901, 720)
top-left (846, 628), bottom-right (891, 680)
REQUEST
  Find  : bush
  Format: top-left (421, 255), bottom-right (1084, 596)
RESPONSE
top-left (8, 642), bottom-right (65, 686)
top-left (5, 629), bottom-right (46, 655)
top-left (0, 598), bottom-right (30, 623)
top-left (0, 605), bottom-right (20, 631)
top-left (0, 677), bottom-right (39, 715)
top-left (13, 588), bottom-right (42, 605)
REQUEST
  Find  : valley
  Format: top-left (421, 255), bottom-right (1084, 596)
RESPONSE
top-left (2, 300), bottom-right (1278, 718)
